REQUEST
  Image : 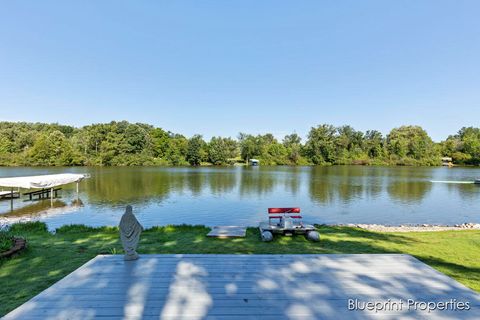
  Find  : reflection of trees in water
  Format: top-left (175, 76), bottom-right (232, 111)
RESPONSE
top-left (308, 166), bottom-right (385, 204)
top-left (387, 181), bottom-right (432, 203)
top-left (361, 167), bottom-right (384, 199)
top-left (445, 184), bottom-right (479, 201)
top-left (84, 168), bottom-right (173, 205)
top-left (83, 167), bottom-right (240, 205)
top-left (207, 171), bottom-right (237, 195)
top-left (282, 167), bottom-right (302, 195)
top-left (308, 167), bottom-right (336, 204)
top-left (385, 167), bottom-right (432, 203)
top-left (185, 171), bottom-right (206, 196)
top-left (309, 177), bottom-right (335, 204)
top-left (239, 168), bottom-right (275, 197)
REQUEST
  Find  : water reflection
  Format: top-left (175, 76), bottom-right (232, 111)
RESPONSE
top-left (185, 171), bottom-right (206, 196)
top-left (282, 167), bottom-right (302, 196)
top-left (239, 168), bottom-right (275, 197)
top-left (0, 166), bottom-right (479, 227)
top-left (308, 166), bottom-right (384, 204)
top-left (1, 199), bottom-right (68, 218)
top-left (207, 170), bottom-right (237, 195)
top-left (445, 183), bottom-right (479, 201)
top-left (83, 168), bottom-right (172, 205)
top-left (387, 181), bottom-right (432, 203)
top-left (0, 198), bottom-right (83, 225)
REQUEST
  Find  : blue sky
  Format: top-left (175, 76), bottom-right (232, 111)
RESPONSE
top-left (1, 1), bottom-right (479, 142)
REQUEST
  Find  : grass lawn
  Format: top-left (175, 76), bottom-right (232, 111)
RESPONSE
top-left (0, 221), bottom-right (479, 316)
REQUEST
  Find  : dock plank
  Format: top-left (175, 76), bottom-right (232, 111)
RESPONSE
top-left (207, 226), bottom-right (246, 238)
top-left (4, 254), bottom-right (480, 319)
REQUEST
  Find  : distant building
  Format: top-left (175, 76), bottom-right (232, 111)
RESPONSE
top-left (249, 159), bottom-right (260, 166)
top-left (441, 157), bottom-right (453, 167)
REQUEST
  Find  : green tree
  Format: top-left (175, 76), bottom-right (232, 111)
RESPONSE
top-left (443, 127), bottom-right (480, 165)
top-left (304, 124), bottom-right (337, 164)
top-left (283, 133), bottom-right (303, 164)
top-left (164, 135), bottom-right (188, 165)
top-left (363, 130), bottom-right (385, 159)
top-left (335, 125), bottom-right (365, 163)
top-left (27, 130), bottom-right (80, 166)
top-left (124, 123), bottom-right (150, 154)
top-left (238, 133), bottom-right (259, 163)
top-left (150, 128), bottom-right (170, 158)
top-left (186, 135), bottom-right (205, 166)
top-left (386, 126), bottom-right (438, 164)
top-left (208, 137), bottom-right (238, 165)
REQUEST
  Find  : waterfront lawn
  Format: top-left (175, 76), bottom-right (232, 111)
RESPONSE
top-left (0, 222), bottom-right (479, 316)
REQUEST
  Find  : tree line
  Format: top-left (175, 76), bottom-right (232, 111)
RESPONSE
top-left (0, 121), bottom-right (479, 166)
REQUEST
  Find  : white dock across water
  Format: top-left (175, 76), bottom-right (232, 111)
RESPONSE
top-left (4, 254), bottom-right (480, 319)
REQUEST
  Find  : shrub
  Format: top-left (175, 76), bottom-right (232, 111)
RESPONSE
top-left (55, 224), bottom-right (118, 234)
top-left (8, 221), bottom-right (48, 233)
top-left (0, 232), bottom-right (14, 252)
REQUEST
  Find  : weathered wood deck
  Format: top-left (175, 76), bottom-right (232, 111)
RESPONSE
top-left (207, 226), bottom-right (246, 238)
top-left (4, 254), bottom-right (480, 319)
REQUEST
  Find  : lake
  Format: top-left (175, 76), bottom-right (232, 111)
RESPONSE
top-left (0, 166), bottom-right (479, 229)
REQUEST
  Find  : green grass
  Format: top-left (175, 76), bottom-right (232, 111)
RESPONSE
top-left (0, 222), bottom-right (479, 316)
top-left (0, 232), bottom-right (13, 252)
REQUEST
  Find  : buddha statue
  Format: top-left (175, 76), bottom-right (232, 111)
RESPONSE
top-left (119, 205), bottom-right (144, 260)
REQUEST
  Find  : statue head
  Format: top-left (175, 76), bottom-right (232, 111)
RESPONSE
top-left (125, 205), bottom-right (133, 215)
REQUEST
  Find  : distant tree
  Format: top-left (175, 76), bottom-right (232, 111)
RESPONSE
top-left (363, 130), bottom-right (385, 158)
top-left (186, 134), bottom-right (205, 166)
top-left (165, 134), bottom-right (188, 165)
top-left (27, 130), bottom-right (81, 166)
top-left (304, 124), bottom-right (337, 164)
top-left (1, 120), bottom-right (478, 167)
top-left (238, 133), bottom-right (259, 163)
top-left (283, 133), bottom-right (303, 164)
top-left (264, 142), bottom-right (288, 165)
top-left (443, 127), bottom-right (480, 165)
top-left (334, 125), bottom-right (365, 163)
top-left (387, 126), bottom-right (435, 160)
top-left (150, 128), bottom-right (170, 158)
top-left (208, 137), bottom-right (238, 165)
top-left (283, 133), bottom-right (301, 147)
top-left (124, 124), bottom-right (149, 154)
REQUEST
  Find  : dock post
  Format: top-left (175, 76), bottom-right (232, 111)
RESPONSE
top-left (10, 188), bottom-right (13, 211)
top-left (50, 187), bottom-right (53, 206)
top-left (76, 182), bottom-right (79, 200)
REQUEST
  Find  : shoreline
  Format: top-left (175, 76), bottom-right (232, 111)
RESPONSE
top-left (334, 222), bottom-right (480, 232)
top-left (2, 215), bottom-right (480, 232)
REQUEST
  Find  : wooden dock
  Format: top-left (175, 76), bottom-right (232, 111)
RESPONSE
top-left (4, 254), bottom-right (480, 319)
top-left (0, 190), bottom-right (19, 200)
top-left (23, 188), bottom-right (62, 201)
top-left (207, 226), bottom-right (247, 238)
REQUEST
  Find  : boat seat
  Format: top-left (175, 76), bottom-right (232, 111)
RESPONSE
top-left (268, 207), bottom-right (302, 223)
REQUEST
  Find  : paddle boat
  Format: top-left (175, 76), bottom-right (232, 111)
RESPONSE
top-left (475, 178), bottom-right (480, 185)
top-left (258, 207), bottom-right (320, 242)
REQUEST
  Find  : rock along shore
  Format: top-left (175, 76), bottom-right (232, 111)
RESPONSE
top-left (333, 223), bottom-right (480, 232)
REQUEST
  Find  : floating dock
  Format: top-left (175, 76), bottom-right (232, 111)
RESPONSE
top-left (207, 226), bottom-right (247, 238)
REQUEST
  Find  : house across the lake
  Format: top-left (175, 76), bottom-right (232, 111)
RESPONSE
top-left (249, 159), bottom-right (260, 166)
top-left (441, 157), bottom-right (453, 167)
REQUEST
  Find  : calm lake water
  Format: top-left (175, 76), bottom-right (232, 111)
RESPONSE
top-left (0, 166), bottom-right (479, 229)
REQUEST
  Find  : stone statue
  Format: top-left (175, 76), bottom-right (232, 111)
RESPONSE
top-left (119, 205), bottom-right (143, 260)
